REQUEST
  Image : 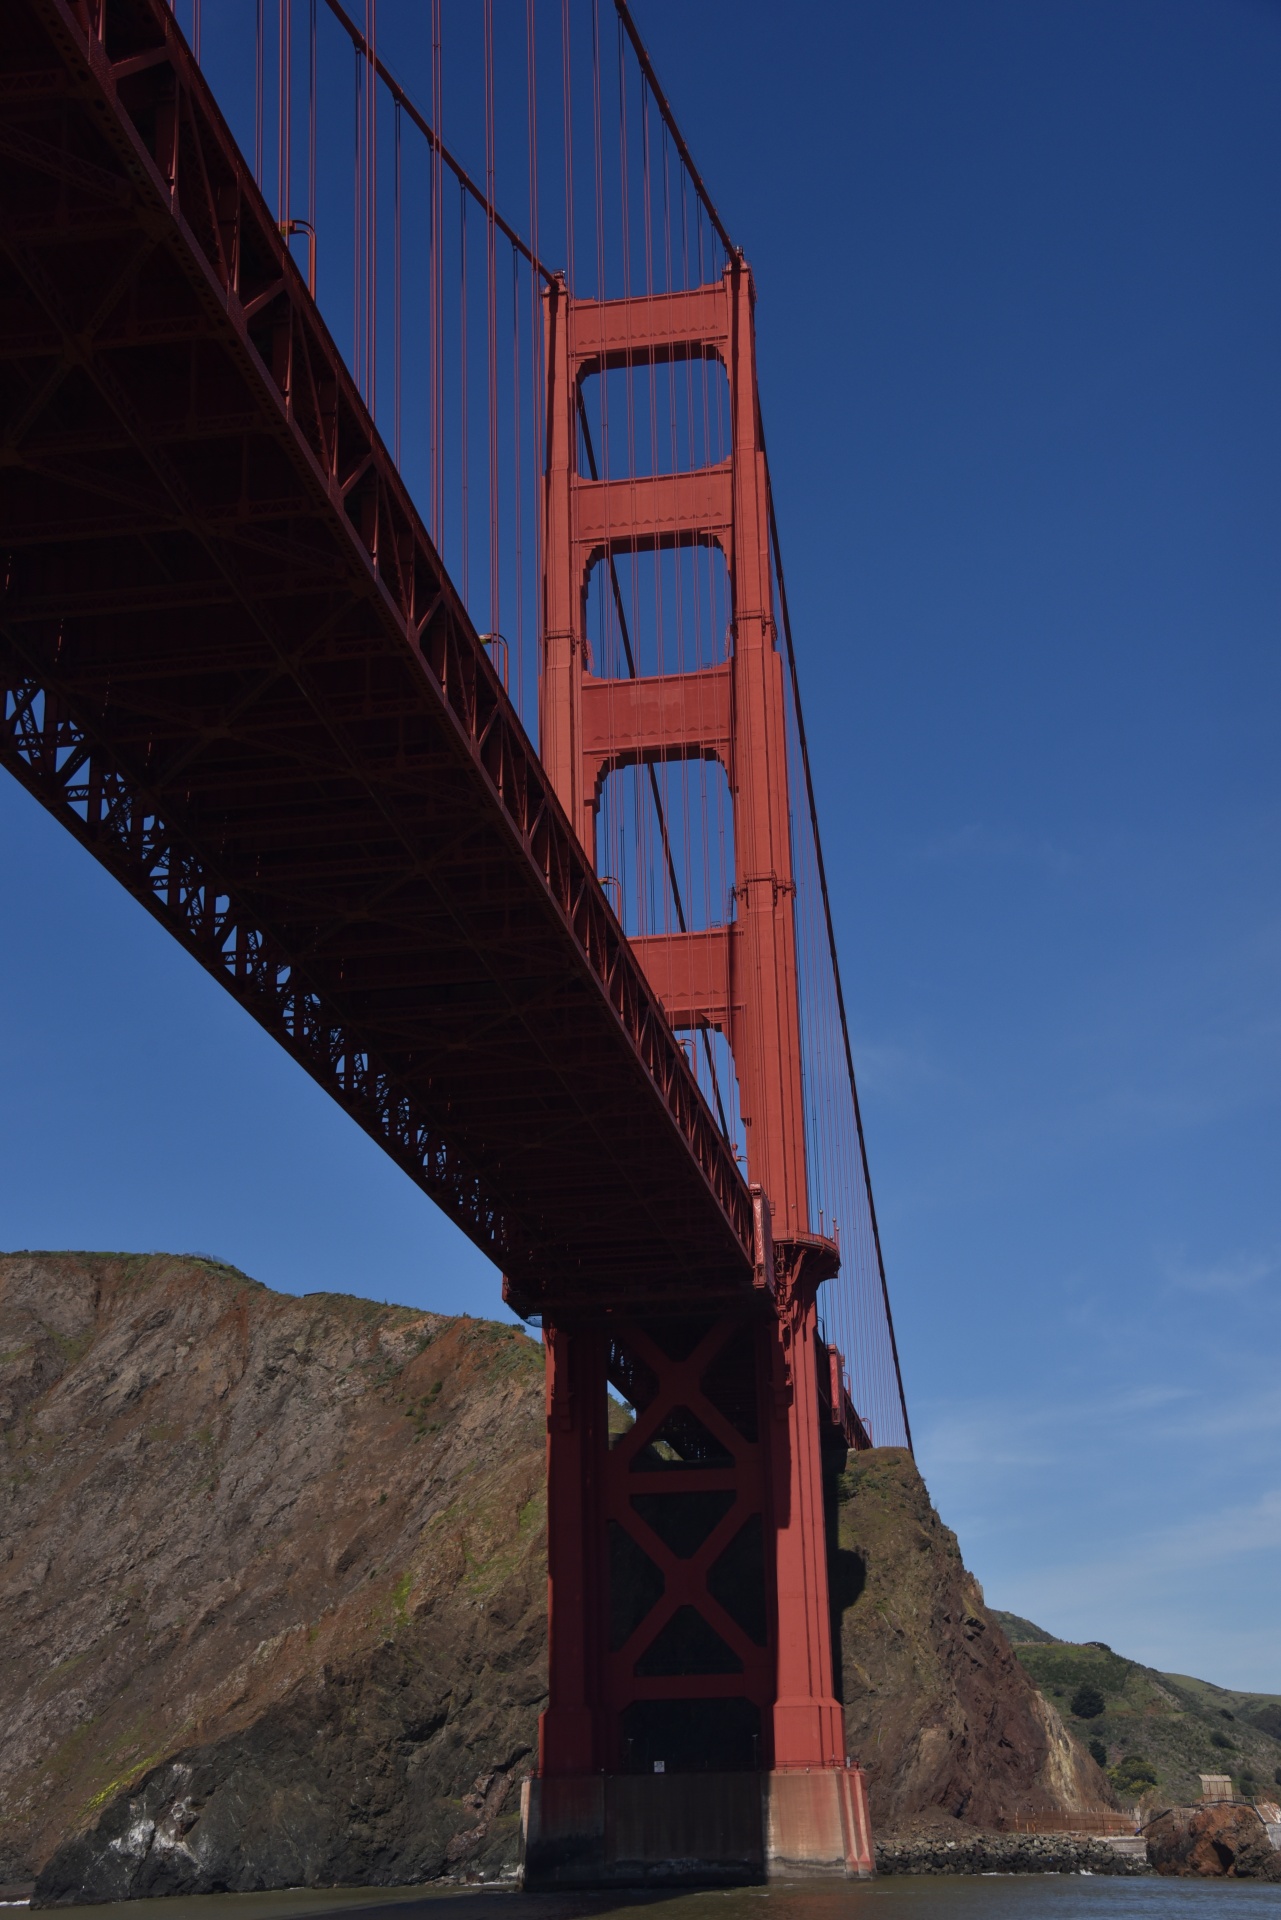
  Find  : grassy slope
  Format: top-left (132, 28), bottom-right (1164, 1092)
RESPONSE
top-left (991, 1616), bottom-right (1281, 1808)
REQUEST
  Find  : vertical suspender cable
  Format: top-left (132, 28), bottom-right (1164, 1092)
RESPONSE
top-left (308, 0), bottom-right (316, 237)
top-left (255, 0), bottom-right (264, 186)
top-left (460, 181), bottom-right (469, 606)
top-left (484, 0), bottom-right (499, 637)
top-left (680, 164), bottom-right (689, 293)
top-left (393, 100), bottom-right (402, 467)
top-left (431, 0), bottom-right (443, 547)
top-left (611, 0), bottom-right (734, 261)
top-left (352, 42), bottom-right (361, 391)
top-left (285, 0), bottom-right (293, 220)
top-left (526, 0), bottom-right (542, 729)
top-left (592, 0), bottom-right (605, 308)
top-left (277, 0), bottom-right (286, 217)
top-left (512, 247), bottom-right (523, 703)
top-left (365, 0), bottom-right (376, 412)
top-left (318, 0), bottom-right (567, 289)
top-left (561, 0), bottom-right (574, 294)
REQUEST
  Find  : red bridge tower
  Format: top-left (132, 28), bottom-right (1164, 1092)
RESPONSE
top-left (521, 261), bottom-right (873, 1882)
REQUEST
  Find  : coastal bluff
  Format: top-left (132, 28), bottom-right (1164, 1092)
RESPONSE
top-left (1, 1252), bottom-right (1108, 1899)
top-left (836, 1448), bottom-right (1110, 1831)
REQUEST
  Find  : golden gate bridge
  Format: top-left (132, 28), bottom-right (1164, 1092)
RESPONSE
top-left (1, 0), bottom-right (909, 1881)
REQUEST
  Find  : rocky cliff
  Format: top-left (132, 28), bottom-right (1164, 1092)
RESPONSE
top-left (834, 1448), bottom-right (1114, 1830)
top-left (2, 1253), bottom-right (1109, 1900)
top-left (1145, 1804), bottom-right (1281, 1880)
top-left (0, 1253), bottom-right (547, 1898)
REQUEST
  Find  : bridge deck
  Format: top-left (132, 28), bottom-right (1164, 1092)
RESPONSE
top-left (0, 0), bottom-right (753, 1304)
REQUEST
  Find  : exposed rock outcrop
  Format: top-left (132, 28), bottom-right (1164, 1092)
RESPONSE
top-left (0, 1253), bottom-right (546, 1899)
top-left (1146, 1804), bottom-right (1281, 1880)
top-left (836, 1447), bottom-right (1115, 1830)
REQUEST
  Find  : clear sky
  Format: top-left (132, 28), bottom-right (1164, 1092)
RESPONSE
top-left (3, 0), bottom-right (1278, 1690)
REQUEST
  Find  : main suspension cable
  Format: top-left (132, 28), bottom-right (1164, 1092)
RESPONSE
top-left (761, 427), bottom-right (914, 1454)
top-left (322, 0), bottom-right (557, 286)
top-left (611, 0), bottom-right (734, 262)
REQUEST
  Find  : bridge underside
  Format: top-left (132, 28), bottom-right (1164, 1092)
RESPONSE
top-left (0, 0), bottom-right (752, 1305)
top-left (0, 0), bottom-right (886, 1885)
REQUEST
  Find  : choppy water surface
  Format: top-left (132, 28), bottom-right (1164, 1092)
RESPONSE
top-left (17, 1877), bottom-right (1281, 1920)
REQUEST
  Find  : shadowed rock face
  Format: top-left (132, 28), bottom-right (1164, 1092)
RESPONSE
top-left (0, 1253), bottom-right (547, 1899)
top-left (4, 1256), bottom-right (1115, 1902)
top-left (835, 1448), bottom-right (1114, 1831)
top-left (1146, 1804), bottom-right (1281, 1879)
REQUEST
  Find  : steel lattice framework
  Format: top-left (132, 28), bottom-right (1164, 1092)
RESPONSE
top-left (0, 0), bottom-right (753, 1302)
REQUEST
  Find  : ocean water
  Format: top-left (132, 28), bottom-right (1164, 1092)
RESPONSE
top-left (9, 1878), bottom-right (1281, 1920)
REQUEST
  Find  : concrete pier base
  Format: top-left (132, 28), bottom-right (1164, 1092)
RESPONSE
top-left (763, 1767), bottom-right (874, 1878)
top-left (520, 1767), bottom-right (874, 1887)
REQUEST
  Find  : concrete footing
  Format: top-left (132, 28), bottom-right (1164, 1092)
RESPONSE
top-left (520, 1767), bottom-right (874, 1886)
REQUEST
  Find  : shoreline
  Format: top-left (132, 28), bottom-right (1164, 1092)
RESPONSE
top-left (875, 1833), bottom-right (1151, 1876)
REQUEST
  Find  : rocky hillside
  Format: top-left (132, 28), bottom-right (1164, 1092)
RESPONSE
top-left (0, 1253), bottom-right (547, 1897)
top-left (2, 1253), bottom-right (1113, 1901)
top-left (835, 1449), bottom-right (1113, 1831)
top-left (992, 1617), bottom-right (1281, 1809)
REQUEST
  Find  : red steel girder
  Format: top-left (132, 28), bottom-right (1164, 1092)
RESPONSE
top-left (0, 0), bottom-right (753, 1302)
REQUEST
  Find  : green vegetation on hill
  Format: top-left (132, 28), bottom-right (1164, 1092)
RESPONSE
top-left (1161, 1672), bottom-right (1281, 1745)
top-left (997, 1617), bottom-right (1281, 1809)
top-left (991, 1610), bottom-right (1060, 1646)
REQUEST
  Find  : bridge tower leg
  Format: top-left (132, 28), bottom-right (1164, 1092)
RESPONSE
top-left (522, 262), bottom-right (871, 1885)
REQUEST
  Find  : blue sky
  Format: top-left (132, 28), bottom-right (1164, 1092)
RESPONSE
top-left (659, 0), bottom-right (1281, 1688)
top-left (3, 0), bottom-right (1279, 1689)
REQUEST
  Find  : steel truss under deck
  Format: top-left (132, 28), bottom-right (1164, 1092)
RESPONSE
top-left (0, 0), bottom-right (753, 1302)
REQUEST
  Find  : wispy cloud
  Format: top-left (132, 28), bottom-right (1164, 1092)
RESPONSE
top-left (918, 1378), bottom-right (1203, 1472)
top-left (1164, 1380), bottom-right (1281, 1445)
top-left (919, 1364), bottom-right (1281, 1685)
top-left (1108, 1383), bottom-right (1198, 1413)
top-left (920, 1404), bottom-right (1060, 1472)
top-left (1164, 1247), bottom-right (1279, 1297)
top-left (847, 1035), bottom-right (942, 1102)
top-left (1013, 1487), bottom-right (1281, 1609)
top-left (921, 1368), bottom-right (1281, 1480)
top-left (917, 820), bottom-right (1080, 875)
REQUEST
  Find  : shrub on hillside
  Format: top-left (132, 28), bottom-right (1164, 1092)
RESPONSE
top-left (1110, 1754), bottom-right (1158, 1797)
top-left (1088, 1738), bottom-right (1107, 1767)
top-left (1070, 1683), bottom-right (1106, 1719)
